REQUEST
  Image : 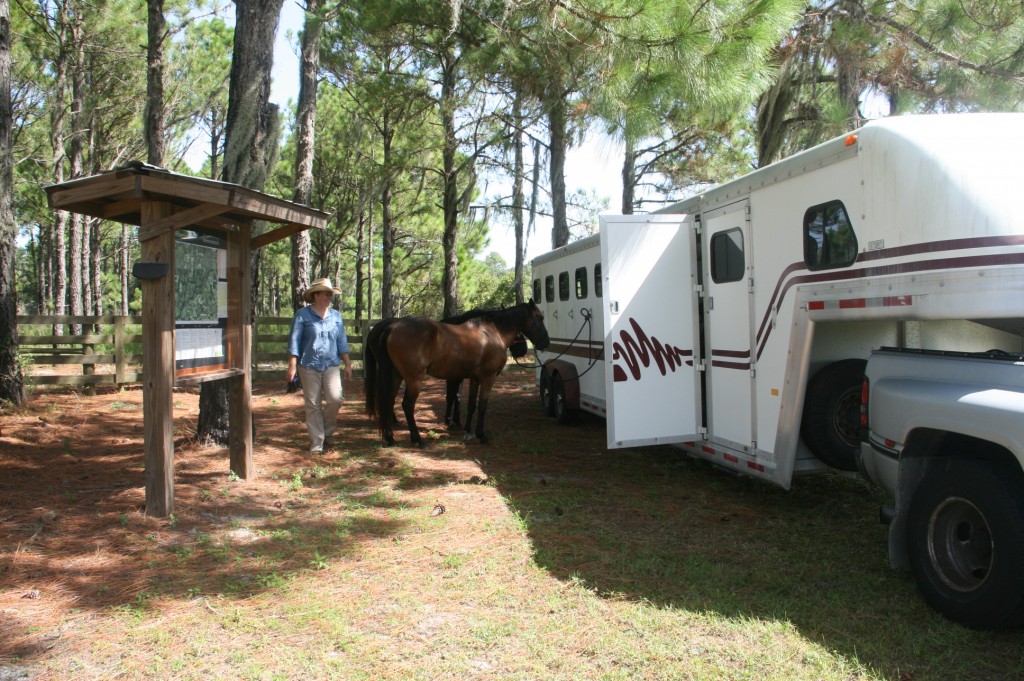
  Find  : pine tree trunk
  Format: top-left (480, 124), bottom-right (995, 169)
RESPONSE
top-left (620, 143), bottom-right (636, 215)
top-left (68, 15), bottom-right (85, 334)
top-left (548, 99), bottom-right (569, 249)
top-left (146, 0), bottom-right (166, 166)
top-left (0, 0), bottom-right (25, 405)
top-left (511, 91), bottom-right (526, 305)
top-left (440, 49), bottom-right (459, 319)
top-left (198, 0), bottom-right (283, 445)
top-left (290, 0), bottom-right (320, 311)
top-left (380, 109), bottom-right (395, 318)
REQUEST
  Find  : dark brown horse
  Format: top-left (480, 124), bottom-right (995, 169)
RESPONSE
top-left (363, 308), bottom-right (515, 430)
top-left (365, 301), bottom-right (550, 446)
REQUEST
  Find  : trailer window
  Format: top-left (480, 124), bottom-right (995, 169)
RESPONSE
top-left (710, 228), bottom-right (745, 283)
top-left (575, 267), bottom-right (588, 299)
top-left (559, 272), bottom-right (570, 301)
top-left (544, 275), bottom-right (555, 302)
top-left (532, 278), bottom-right (541, 302)
top-left (804, 201), bottom-right (857, 270)
top-left (594, 263), bottom-right (602, 298)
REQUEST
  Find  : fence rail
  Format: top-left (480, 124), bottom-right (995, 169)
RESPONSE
top-left (16, 314), bottom-right (376, 389)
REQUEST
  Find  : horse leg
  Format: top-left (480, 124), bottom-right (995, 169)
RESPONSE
top-left (401, 380), bottom-right (424, 447)
top-left (475, 377), bottom-right (496, 444)
top-left (463, 380), bottom-right (480, 444)
top-left (445, 379), bottom-right (462, 430)
top-left (388, 370), bottom-right (402, 426)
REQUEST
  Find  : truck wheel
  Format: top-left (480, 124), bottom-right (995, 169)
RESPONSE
top-left (800, 358), bottom-right (865, 471)
top-left (552, 374), bottom-right (572, 425)
top-left (906, 459), bottom-right (1024, 629)
top-left (540, 371), bottom-right (555, 417)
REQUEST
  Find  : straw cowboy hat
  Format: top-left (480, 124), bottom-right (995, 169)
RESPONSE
top-left (302, 277), bottom-right (342, 303)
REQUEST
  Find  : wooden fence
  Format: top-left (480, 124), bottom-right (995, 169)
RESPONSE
top-left (15, 314), bottom-right (375, 389)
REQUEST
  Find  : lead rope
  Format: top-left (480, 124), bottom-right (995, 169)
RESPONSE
top-left (514, 308), bottom-right (600, 381)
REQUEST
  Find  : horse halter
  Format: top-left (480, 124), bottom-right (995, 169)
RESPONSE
top-left (524, 309), bottom-right (550, 351)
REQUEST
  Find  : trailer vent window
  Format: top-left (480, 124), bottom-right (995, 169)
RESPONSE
top-left (804, 200), bottom-right (858, 270)
top-left (545, 275), bottom-right (555, 303)
top-left (710, 228), bottom-right (745, 283)
top-left (559, 271), bottom-right (571, 301)
top-left (575, 267), bottom-right (588, 299)
top-left (533, 278), bottom-right (542, 303)
top-left (594, 263), bottom-right (602, 298)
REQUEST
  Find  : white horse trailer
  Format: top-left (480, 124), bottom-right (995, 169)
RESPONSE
top-left (532, 113), bottom-right (1024, 489)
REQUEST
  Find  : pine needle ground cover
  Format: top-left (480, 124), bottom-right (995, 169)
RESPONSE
top-left (1, 369), bottom-right (1022, 680)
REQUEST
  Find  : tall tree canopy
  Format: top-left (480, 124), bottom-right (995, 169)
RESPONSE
top-left (4, 0), bottom-right (1023, 397)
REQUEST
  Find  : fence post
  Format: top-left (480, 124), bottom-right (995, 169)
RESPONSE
top-left (115, 315), bottom-right (126, 387)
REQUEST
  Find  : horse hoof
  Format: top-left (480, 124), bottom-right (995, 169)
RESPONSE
top-left (462, 433), bottom-right (473, 444)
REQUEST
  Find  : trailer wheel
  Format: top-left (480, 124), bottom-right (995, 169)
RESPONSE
top-left (552, 374), bottom-right (572, 425)
top-left (907, 459), bottom-right (1024, 629)
top-left (540, 371), bottom-right (556, 417)
top-left (800, 358), bottom-right (865, 471)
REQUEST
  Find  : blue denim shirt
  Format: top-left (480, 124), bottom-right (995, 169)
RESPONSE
top-left (288, 306), bottom-right (350, 372)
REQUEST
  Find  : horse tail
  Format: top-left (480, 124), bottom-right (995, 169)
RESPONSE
top-left (364, 345), bottom-right (377, 419)
top-left (364, 320), bottom-right (386, 418)
top-left (375, 324), bottom-right (397, 439)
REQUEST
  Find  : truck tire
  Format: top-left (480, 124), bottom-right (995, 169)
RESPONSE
top-left (540, 371), bottom-right (555, 417)
top-left (906, 459), bottom-right (1024, 629)
top-left (800, 358), bottom-right (865, 471)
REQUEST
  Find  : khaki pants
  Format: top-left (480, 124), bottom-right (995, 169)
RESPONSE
top-left (297, 365), bottom-right (343, 452)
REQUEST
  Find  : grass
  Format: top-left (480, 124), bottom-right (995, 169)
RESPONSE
top-left (2, 373), bottom-right (1023, 680)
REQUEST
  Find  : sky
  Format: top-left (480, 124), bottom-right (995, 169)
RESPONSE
top-left (265, 0), bottom-right (623, 265)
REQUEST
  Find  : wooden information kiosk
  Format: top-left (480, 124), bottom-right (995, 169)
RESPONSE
top-left (45, 163), bottom-right (328, 516)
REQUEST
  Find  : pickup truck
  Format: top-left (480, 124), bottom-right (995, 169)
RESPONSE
top-left (858, 346), bottom-right (1024, 629)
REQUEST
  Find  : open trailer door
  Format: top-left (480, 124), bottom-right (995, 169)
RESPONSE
top-left (600, 214), bottom-right (702, 449)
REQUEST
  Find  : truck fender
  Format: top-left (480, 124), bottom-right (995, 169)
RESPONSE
top-left (541, 359), bottom-right (580, 411)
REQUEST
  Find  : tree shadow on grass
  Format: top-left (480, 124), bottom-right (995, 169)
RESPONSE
top-left (469, 374), bottom-right (1024, 681)
top-left (0, 381), bottom-right (428, 663)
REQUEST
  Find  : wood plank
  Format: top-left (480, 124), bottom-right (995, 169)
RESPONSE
top-left (28, 374), bottom-right (119, 386)
top-left (19, 334), bottom-right (116, 344)
top-left (251, 222), bottom-right (322, 250)
top-left (229, 189), bottom-right (329, 227)
top-left (137, 174), bottom-right (232, 207)
top-left (174, 368), bottom-right (243, 385)
top-left (16, 314), bottom-right (135, 325)
top-left (44, 175), bottom-right (135, 209)
top-left (140, 200), bottom-right (177, 518)
top-left (101, 198), bottom-right (141, 221)
top-left (25, 354), bottom-right (116, 365)
top-left (137, 203), bottom-right (233, 242)
top-left (228, 227), bottom-right (254, 479)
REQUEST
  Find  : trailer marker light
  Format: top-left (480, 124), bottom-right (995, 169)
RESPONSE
top-left (845, 134), bottom-right (858, 147)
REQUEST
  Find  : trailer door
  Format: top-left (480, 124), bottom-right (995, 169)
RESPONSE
top-left (703, 201), bottom-right (755, 450)
top-left (601, 215), bottom-right (701, 449)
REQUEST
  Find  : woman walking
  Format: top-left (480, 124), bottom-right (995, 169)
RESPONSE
top-left (287, 278), bottom-right (353, 453)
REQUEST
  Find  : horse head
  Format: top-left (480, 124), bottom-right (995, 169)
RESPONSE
top-left (523, 299), bottom-right (550, 351)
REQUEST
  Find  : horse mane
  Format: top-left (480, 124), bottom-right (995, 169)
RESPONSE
top-left (476, 301), bottom-right (534, 334)
top-left (441, 307), bottom-right (500, 325)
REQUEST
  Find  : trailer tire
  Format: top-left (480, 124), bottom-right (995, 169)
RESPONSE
top-left (800, 358), bottom-right (865, 471)
top-left (552, 374), bottom-right (572, 425)
top-left (540, 371), bottom-right (556, 417)
top-left (906, 459), bottom-right (1024, 629)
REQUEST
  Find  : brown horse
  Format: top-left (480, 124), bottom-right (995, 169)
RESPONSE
top-left (365, 301), bottom-right (550, 446)
top-left (363, 307), bottom-right (517, 430)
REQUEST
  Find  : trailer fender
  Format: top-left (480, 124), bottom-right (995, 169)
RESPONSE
top-left (541, 360), bottom-right (580, 412)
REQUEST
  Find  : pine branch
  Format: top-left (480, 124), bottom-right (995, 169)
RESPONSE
top-left (865, 12), bottom-right (1024, 80)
